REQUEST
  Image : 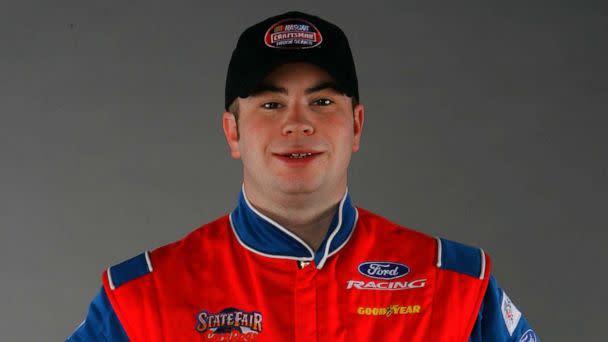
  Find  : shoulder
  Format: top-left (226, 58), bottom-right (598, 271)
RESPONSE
top-left (355, 207), bottom-right (436, 245)
top-left (470, 275), bottom-right (539, 341)
top-left (66, 287), bottom-right (129, 341)
top-left (103, 215), bottom-right (231, 290)
top-left (105, 251), bottom-right (154, 290)
top-left (436, 237), bottom-right (489, 280)
top-left (356, 208), bottom-right (490, 279)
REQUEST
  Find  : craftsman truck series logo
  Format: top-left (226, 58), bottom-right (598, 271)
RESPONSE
top-left (264, 18), bottom-right (322, 49)
top-left (195, 307), bottom-right (262, 340)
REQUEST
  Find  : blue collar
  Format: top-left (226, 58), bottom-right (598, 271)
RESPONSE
top-left (229, 187), bottom-right (358, 269)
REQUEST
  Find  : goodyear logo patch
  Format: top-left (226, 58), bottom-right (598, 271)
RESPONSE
top-left (357, 304), bottom-right (421, 316)
top-left (195, 307), bottom-right (262, 340)
top-left (264, 18), bottom-right (322, 49)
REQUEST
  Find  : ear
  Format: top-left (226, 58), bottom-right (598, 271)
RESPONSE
top-left (222, 111), bottom-right (241, 159)
top-left (352, 103), bottom-right (365, 153)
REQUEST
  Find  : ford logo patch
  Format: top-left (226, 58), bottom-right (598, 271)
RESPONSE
top-left (358, 262), bottom-right (410, 280)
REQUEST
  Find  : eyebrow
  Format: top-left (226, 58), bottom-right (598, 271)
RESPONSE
top-left (248, 81), bottom-right (344, 97)
top-left (249, 84), bottom-right (287, 96)
top-left (305, 81), bottom-right (343, 95)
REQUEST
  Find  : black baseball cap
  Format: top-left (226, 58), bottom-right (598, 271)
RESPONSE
top-left (225, 11), bottom-right (359, 110)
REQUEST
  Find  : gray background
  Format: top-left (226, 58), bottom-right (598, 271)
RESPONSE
top-left (1, 1), bottom-right (606, 341)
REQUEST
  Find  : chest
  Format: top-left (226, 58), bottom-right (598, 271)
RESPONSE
top-left (126, 252), bottom-right (478, 342)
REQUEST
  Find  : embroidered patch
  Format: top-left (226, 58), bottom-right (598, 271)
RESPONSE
top-left (264, 18), bottom-right (322, 49)
top-left (501, 291), bottom-right (522, 336)
top-left (519, 329), bottom-right (537, 342)
top-left (357, 304), bottom-right (422, 316)
top-left (358, 261), bottom-right (410, 279)
top-left (346, 278), bottom-right (427, 291)
top-left (195, 307), bottom-right (262, 340)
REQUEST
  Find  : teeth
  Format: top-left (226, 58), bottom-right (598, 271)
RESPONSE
top-left (289, 153), bottom-right (313, 159)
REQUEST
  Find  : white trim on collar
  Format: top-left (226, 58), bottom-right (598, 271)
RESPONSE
top-left (241, 184), bottom-right (315, 258)
top-left (316, 190), bottom-right (348, 269)
top-left (233, 185), bottom-right (356, 269)
top-left (323, 208), bottom-right (359, 265)
top-left (229, 213), bottom-right (314, 262)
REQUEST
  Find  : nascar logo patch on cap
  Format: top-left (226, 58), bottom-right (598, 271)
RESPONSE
top-left (264, 18), bottom-right (322, 49)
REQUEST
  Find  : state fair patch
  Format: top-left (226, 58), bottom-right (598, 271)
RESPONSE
top-left (264, 18), bottom-right (322, 49)
top-left (501, 291), bottom-right (522, 336)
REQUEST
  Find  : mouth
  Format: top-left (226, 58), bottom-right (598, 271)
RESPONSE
top-left (273, 151), bottom-right (323, 163)
top-left (285, 152), bottom-right (314, 159)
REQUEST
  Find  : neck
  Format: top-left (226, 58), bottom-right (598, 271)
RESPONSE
top-left (242, 183), bottom-right (346, 252)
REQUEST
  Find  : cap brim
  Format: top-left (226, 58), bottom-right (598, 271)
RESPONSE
top-left (235, 55), bottom-right (352, 99)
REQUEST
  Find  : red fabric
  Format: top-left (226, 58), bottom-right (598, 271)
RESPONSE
top-left (102, 209), bottom-right (491, 341)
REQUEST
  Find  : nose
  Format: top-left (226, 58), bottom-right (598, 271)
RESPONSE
top-left (281, 104), bottom-right (314, 136)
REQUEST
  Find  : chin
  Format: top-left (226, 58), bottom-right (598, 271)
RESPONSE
top-left (274, 178), bottom-right (322, 195)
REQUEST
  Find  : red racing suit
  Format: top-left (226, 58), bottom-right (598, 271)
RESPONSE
top-left (67, 190), bottom-right (538, 341)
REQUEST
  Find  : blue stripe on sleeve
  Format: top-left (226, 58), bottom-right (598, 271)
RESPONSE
top-left (109, 253), bottom-right (151, 289)
top-left (66, 287), bottom-right (129, 341)
top-left (469, 275), bottom-right (539, 341)
top-left (439, 238), bottom-right (483, 278)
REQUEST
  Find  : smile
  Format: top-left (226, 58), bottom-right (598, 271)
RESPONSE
top-left (288, 153), bottom-right (313, 159)
top-left (273, 151), bottom-right (322, 163)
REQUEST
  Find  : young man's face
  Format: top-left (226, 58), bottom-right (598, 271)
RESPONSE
top-left (223, 63), bottom-right (364, 198)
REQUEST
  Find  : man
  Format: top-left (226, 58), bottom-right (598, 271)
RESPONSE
top-left (68, 11), bottom-right (538, 341)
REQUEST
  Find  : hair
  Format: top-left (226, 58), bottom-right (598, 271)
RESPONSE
top-left (228, 99), bottom-right (240, 123)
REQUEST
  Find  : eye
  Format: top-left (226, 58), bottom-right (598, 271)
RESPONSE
top-left (262, 102), bottom-right (282, 109)
top-left (312, 98), bottom-right (333, 106)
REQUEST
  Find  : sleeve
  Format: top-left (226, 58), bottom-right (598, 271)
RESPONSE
top-left (468, 275), bottom-right (539, 342)
top-left (66, 286), bottom-right (130, 342)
